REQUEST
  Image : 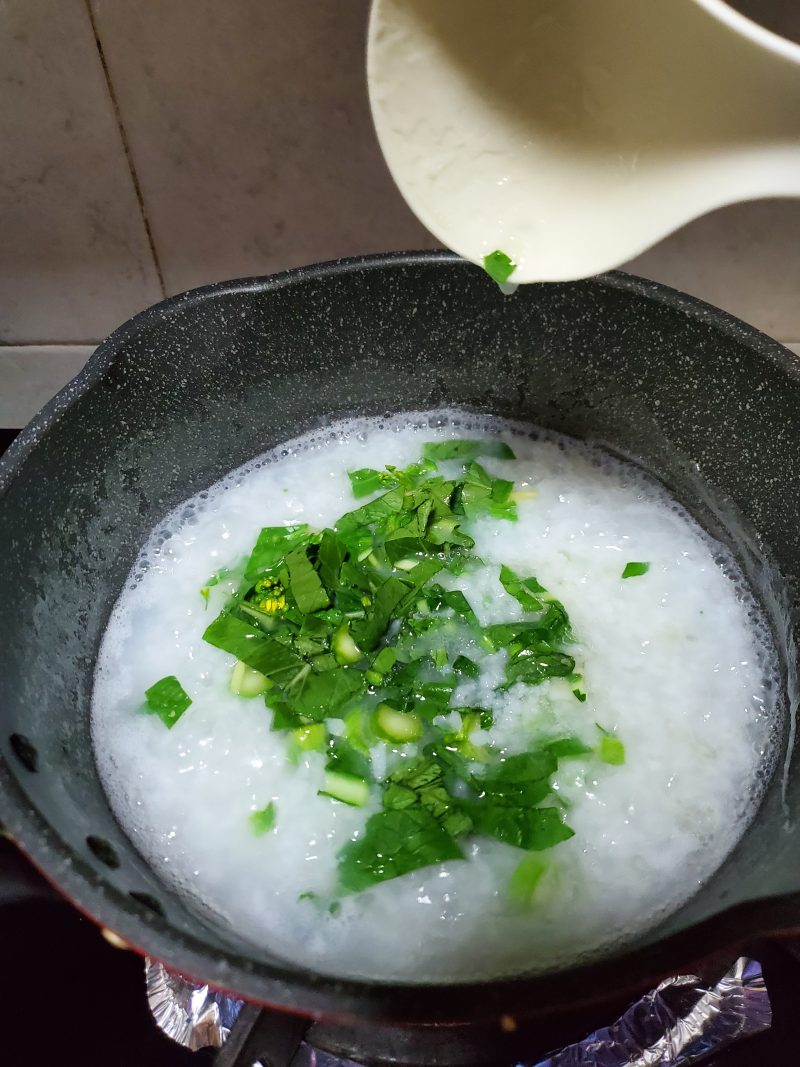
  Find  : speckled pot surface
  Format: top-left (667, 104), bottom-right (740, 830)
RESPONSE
top-left (1, 251), bottom-right (799, 1026)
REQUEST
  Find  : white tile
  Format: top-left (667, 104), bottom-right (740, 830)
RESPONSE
top-left (89, 0), bottom-right (436, 295)
top-left (0, 0), bottom-right (162, 343)
top-left (0, 347), bottom-right (94, 427)
top-left (623, 200), bottom-right (800, 342)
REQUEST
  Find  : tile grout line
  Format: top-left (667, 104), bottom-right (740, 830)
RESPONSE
top-left (82, 0), bottom-right (167, 299)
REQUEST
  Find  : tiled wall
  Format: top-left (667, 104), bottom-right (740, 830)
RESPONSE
top-left (2, 0), bottom-right (799, 426)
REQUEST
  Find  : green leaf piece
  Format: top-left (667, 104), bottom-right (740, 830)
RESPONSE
top-left (499, 565), bottom-right (549, 612)
top-left (286, 547), bottom-right (330, 614)
top-left (337, 807), bottom-right (464, 892)
top-left (144, 675), bottom-right (192, 729)
top-left (317, 529), bottom-right (347, 594)
top-left (508, 854), bottom-right (548, 906)
top-left (472, 799), bottom-right (574, 852)
top-left (250, 801), bottom-right (277, 835)
top-left (598, 734), bottom-right (626, 765)
top-left (453, 655), bottom-right (480, 678)
top-left (422, 439), bottom-right (516, 462)
top-left (347, 468), bottom-right (388, 499)
top-left (203, 613), bottom-right (307, 684)
top-left (483, 250), bottom-right (516, 285)
top-left (622, 561), bottom-right (650, 579)
top-left (547, 736), bottom-right (593, 759)
top-left (245, 525), bottom-right (311, 581)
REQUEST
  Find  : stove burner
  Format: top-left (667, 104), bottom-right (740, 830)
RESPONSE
top-left (146, 956), bottom-right (770, 1067)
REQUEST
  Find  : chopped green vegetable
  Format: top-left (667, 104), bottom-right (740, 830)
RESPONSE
top-left (285, 666), bottom-right (365, 723)
top-left (245, 525), bottom-right (311, 582)
top-left (422, 439), bottom-right (516, 462)
top-left (547, 736), bottom-right (593, 759)
top-left (291, 723), bottom-right (327, 752)
top-left (286, 546), bottom-right (330, 614)
top-left (483, 250), bottom-right (516, 285)
top-left (144, 675), bottom-right (191, 728)
top-left (332, 623), bottom-right (362, 665)
top-left (337, 807), bottom-right (464, 892)
top-left (569, 672), bottom-right (587, 703)
top-left (508, 854), bottom-right (547, 906)
top-left (622, 561), bottom-right (650, 579)
top-left (373, 704), bottom-right (424, 743)
top-left (185, 438), bottom-right (620, 897)
top-left (249, 801), bottom-right (277, 835)
top-left (319, 770), bottom-right (370, 807)
top-left (317, 529), bottom-right (346, 593)
top-left (384, 756), bottom-right (473, 837)
top-left (453, 655), bottom-right (480, 678)
top-left (371, 646), bottom-right (397, 675)
top-left (598, 731), bottom-right (626, 765)
top-left (459, 462), bottom-right (519, 522)
top-left (203, 613), bottom-right (307, 685)
top-left (470, 753), bottom-right (574, 850)
top-left (348, 468), bottom-right (388, 499)
top-left (230, 660), bottom-right (270, 698)
top-left (499, 565), bottom-right (550, 612)
top-left (326, 735), bottom-right (374, 781)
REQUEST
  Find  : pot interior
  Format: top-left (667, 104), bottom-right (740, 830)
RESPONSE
top-left (1, 254), bottom-right (800, 1014)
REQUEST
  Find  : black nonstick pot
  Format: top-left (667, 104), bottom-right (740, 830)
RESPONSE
top-left (2, 251), bottom-right (800, 1035)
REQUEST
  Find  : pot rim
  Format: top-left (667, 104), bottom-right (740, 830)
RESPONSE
top-left (1, 249), bottom-right (799, 1025)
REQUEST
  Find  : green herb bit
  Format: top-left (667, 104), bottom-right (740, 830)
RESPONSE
top-left (422, 439), bottom-right (516, 462)
top-left (348, 468), bottom-right (389, 499)
top-left (426, 585), bottom-right (479, 627)
top-left (244, 524), bottom-right (312, 582)
top-left (326, 736), bottom-right (374, 781)
top-left (286, 546), bottom-right (330, 614)
top-left (144, 675), bottom-right (192, 729)
top-left (499, 565), bottom-right (549, 612)
top-left (597, 728), bottom-right (626, 765)
top-left (332, 623), bottom-right (362, 665)
top-left (622, 561), bottom-right (650, 579)
top-left (202, 566), bottom-right (236, 597)
top-left (483, 250), bottom-right (516, 285)
top-left (508, 854), bottom-right (548, 907)
top-left (373, 703), bottom-right (423, 743)
top-left (317, 529), bottom-right (347, 593)
top-left (230, 660), bottom-right (271, 698)
top-left (337, 807), bottom-right (464, 892)
top-left (291, 723), bottom-right (327, 752)
top-left (470, 752), bottom-right (574, 851)
top-left (203, 613), bottom-right (307, 684)
top-left (568, 672), bottom-right (587, 703)
top-left (546, 736), bottom-right (593, 759)
top-left (453, 655), bottom-right (480, 678)
top-left (249, 801), bottom-right (277, 835)
top-left (501, 648), bottom-right (576, 690)
top-left (319, 770), bottom-right (370, 808)
top-left (458, 461), bottom-right (519, 522)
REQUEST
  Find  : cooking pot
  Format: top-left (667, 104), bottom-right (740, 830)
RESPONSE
top-left (1, 251), bottom-right (800, 1041)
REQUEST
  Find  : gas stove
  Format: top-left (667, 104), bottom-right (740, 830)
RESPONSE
top-left (1, 424), bottom-right (797, 1067)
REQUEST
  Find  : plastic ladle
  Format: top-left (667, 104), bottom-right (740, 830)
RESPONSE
top-left (367, 0), bottom-right (800, 283)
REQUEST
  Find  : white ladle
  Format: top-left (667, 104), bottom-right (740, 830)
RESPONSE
top-left (367, 0), bottom-right (800, 283)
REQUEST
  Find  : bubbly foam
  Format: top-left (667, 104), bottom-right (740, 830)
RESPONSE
top-left (92, 410), bottom-right (776, 982)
